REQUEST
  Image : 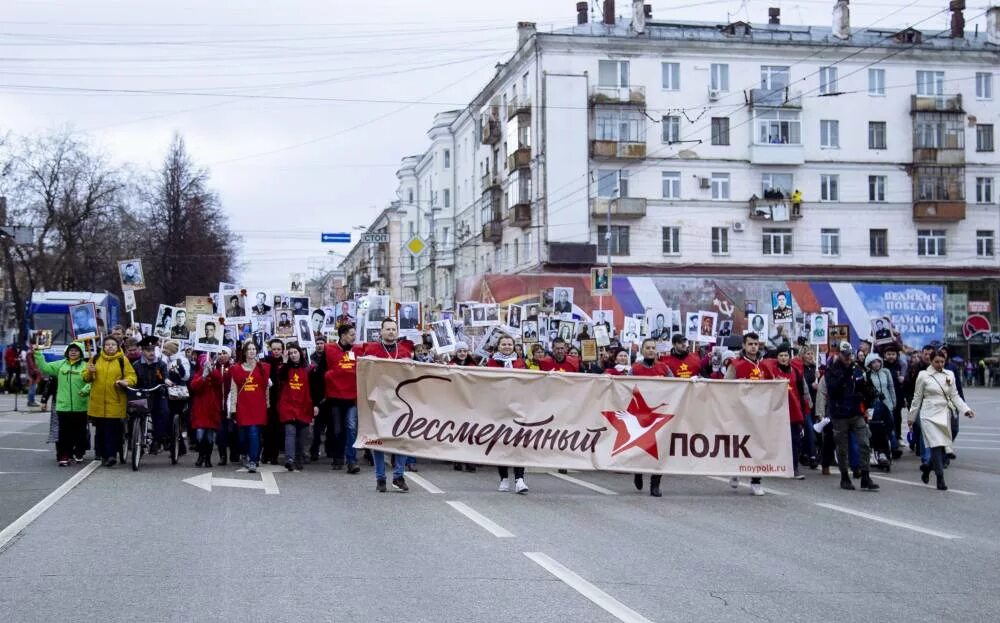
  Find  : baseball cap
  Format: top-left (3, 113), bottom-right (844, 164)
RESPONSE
top-left (839, 341), bottom-right (854, 355)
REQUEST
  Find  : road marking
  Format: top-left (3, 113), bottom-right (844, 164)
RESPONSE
top-left (0, 431), bottom-right (48, 436)
top-left (259, 470), bottom-right (279, 495)
top-left (546, 471), bottom-right (617, 495)
top-left (707, 476), bottom-right (788, 496)
top-left (0, 419), bottom-right (49, 424)
top-left (445, 501), bottom-right (514, 538)
top-left (0, 460), bottom-right (100, 551)
top-left (816, 503), bottom-right (962, 540)
top-left (0, 447), bottom-right (48, 452)
top-left (183, 471), bottom-right (280, 494)
top-left (959, 432), bottom-right (1000, 437)
top-left (953, 447), bottom-right (1000, 451)
top-left (870, 475), bottom-right (977, 496)
top-left (524, 552), bottom-right (654, 623)
top-left (405, 472), bottom-right (443, 494)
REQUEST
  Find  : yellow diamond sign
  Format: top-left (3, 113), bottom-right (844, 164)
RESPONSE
top-left (405, 235), bottom-right (427, 257)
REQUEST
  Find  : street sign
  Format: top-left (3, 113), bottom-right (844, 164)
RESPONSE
top-left (362, 232), bottom-right (389, 244)
top-left (321, 232), bottom-right (351, 243)
top-left (405, 235), bottom-right (427, 257)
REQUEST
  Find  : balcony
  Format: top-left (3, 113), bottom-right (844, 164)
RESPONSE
top-left (910, 94), bottom-right (963, 114)
top-left (590, 85), bottom-right (646, 107)
top-left (507, 147), bottom-right (531, 172)
top-left (481, 108), bottom-right (501, 144)
top-left (590, 140), bottom-right (647, 160)
top-left (589, 197), bottom-right (647, 219)
top-left (912, 148), bottom-right (965, 165)
top-left (749, 88), bottom-right (802, 109)
top-left (482, 220), bottom-right (503, 243)
top-left (913, 201), bottom-right (966, 222)
top-left (749, 195), bottom-right (802, 221)
top-left (481, 172), bottom-right (500, 191)
top-left (508, 97), bottom-right (531, 120)
top-left (511, 204), bottom-right (532, 228)
top-left (748, 143), bottom-right (805, 165)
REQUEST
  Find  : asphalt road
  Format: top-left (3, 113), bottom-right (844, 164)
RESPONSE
top-left (1, 388), bottom-right (999, 622)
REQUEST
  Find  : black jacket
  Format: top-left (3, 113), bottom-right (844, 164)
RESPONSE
top-left (825, 358), bottom-right (874, 419)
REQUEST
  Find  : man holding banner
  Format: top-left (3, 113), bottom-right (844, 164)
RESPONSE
top-left (725, 332), bottom-right (773, 496)
top-left (361, 318), bottom-right (413, 493)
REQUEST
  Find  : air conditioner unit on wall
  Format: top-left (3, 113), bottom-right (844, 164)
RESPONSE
top-left (708, 89), bottom-right (721, 101)
top-left (732, 221), bottom-right (746, 232)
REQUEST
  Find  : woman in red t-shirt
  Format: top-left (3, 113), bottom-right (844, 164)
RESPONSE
top-left (229, 342), bottom-right (271, 473)
top-left (485, 336), bottom-right (529, 494)
top-left (604, 349), bottom-right (633, 375)
top-left (278, 343), bottom-right (316, 471)
top-left (190, 353), bottom-right (225, 468)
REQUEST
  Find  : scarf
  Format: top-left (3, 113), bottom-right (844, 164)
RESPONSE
top-left (614, 364), bottom-right (631, 374)
top-left (492, 352), bottom-right (517, 368)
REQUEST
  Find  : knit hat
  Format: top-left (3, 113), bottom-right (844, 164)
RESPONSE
top-left (864, 352), bottom-right (882, 368)
top-left (454, 341), bottom-right (469, 351)
top-left (838, 341), bottom-right (854, 355)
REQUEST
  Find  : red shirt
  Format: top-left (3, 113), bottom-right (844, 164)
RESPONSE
top-left (278, 366), bottom-right (314, 424)
top-left (772, 364), bottom-right (805, 424)
top-left (631, 360), bottom-right (669, 377)
top-left (230, 362), bottom-right (270, 427)
top-left (538, 355), bottom-right (580, 373)
top-left (324, 341), bottom-right (363, 400)
top-left (189, 365), bottom-right (225, 431)
top-left (660, 352), bottom-right (702, 378)
top-left (485, 357), bottom-right (526, 369)
top-left (362, 340), bottom-right (413, 360)
top-left (604, 367), bottom-right (628, 376)
top-left (731, 355), bottom-right (773, 381)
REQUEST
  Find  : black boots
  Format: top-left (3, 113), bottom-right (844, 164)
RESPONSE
top-left (649, 475), bottom-right (662, 498)
top-left (936, 475), bottom-right (947, 491)
top-left (920, 463), bottom-right (931, 484)
top-left (859, 471), bottom-right (880, 491)
top-left (840, 471), bottom-right (855, 490)
top-left (633, 474), bottom-right (643, 490)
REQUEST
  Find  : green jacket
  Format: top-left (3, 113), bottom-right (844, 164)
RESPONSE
top-left (34, 342), bottom-right (92, 413)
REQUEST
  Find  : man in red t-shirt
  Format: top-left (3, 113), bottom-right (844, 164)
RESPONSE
top-left (315, 324), bottom-right (364, 474)
top-left (724, 332), bottom-right (772, 496)
top-left (537, 338), bottom-right (580, 373)
top-left (361, 318), bottom-right (412, 493)
top-left (660, 334), bottom-right (702, 379)
top-left (629, 339), bottom-right (667, 497)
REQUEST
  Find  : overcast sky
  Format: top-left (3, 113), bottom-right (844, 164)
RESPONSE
top-left (0, 0), bottom-right (982, 288)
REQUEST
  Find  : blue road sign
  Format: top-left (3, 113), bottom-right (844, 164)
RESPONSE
top-left (321, 232), bottom-right (351, 243)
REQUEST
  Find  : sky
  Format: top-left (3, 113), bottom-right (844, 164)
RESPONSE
top-left (0, 0), bottom-right (986, 288)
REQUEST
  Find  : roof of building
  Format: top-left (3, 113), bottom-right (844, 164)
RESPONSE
top-left (549, 19), bottom-right (999, 52)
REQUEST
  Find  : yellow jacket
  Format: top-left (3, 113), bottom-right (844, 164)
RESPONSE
top-left (82, 350), bottom-right (137, 419)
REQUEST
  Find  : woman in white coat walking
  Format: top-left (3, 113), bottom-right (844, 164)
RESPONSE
top-left (911, 350), bottom-right (975, 490)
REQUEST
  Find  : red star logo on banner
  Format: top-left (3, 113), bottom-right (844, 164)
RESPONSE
top-left (601, 386), bottom-right (674, 459)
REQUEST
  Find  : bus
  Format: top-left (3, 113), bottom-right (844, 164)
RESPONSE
top-left (26, 292), bottom-right (121, 360)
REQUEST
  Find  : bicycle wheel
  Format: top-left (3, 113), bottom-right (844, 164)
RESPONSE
top-left (121, 416), bottom-right (130, 464)
top-left (169, 413), bottom-right (180, 465)
top-left (131, 415), bottom-right (143, 471)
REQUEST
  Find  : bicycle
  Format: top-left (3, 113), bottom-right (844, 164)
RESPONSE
top-left (123, 384), bottom-right (168, 472)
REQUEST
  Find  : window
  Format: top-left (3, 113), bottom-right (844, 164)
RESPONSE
top-left (914, 117), bottom-right (964, 149)
top-left (443, 188), bottom-right (450, 208)
top-left (820, 120), bottom-right (839, 148)
top-left (916, 167), bottom-right (965, 201)
top-left (820, 174), bottom-right (839, 201)
top-left (711, 227), bottom-right (729, 255)
top-left (710, 117), bottom-right (730, 145)
top-left (762, 228), bottom-right (792, 256)
top-left (760, 65), bottom-right (790, 90)
top-left (869, 229), bottom-right (888, 257)
top-left (598, 225), bottom-right (630, 256)
top-left (917, 230), bottom-right (946, 256)
top-left (819, 66), bottom-right (838, 95)
top-left (443, 149), bottom-right (450, 168)
top-left (661, 226), bottom-right (680, 255)
top-left (977, 230), bottom-right (995, 257)
top-left (821, 228), bottom-right (840, 256)
top-left (976, 72), bottom-right (993, 99)
top-left (598, 60), bottom-right (629, 87)
top-left (594, 109), bottom-right (645, 143)
top-left (661, 62), bottom-right (680, 90)
top-left (597, 169), bottom-right (627, 198)
top-left (868, 175), bottom-right (886, 202)
top-left (977, 177), bottom-right (994, 203)
top-left (661, 171), bottom-right (681, 199)
top-left (407, 189), bottom-right (414, 203)
top-left (977, 124), bottom-right (994, 152)
top-left (755, 110), bottom-right (801, 144)
top-left (662, 115), bottom-right (681, 143)
top-left (711, 63), bottom-right (729, 92)
top-left (761, 173), bottom-right (793, 196)
top-left (868, 68), bottom-right (886, 96)
top-left (916, 70), bottom-right (944, 96)
top-left (869, 121), bottom-right (887, 149)
top-left (711, 173), bottom-right (730, 200)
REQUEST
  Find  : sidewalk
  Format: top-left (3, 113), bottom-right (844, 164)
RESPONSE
top-left (0, 393), bottom-right (48, 416)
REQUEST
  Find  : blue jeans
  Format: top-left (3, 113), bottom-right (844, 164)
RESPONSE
top-left (284, 422), bottom-right (307, 465)
top-left (195, 429), bottom-right (216, 446)
top-left (239, 425), bottom-right (262, 464)
top-left (329, 400), bottom-right (358, 465)
top-left (373, 451), bottom-right (405, 480)
top-left (27, 383), bottom-right (37, 404)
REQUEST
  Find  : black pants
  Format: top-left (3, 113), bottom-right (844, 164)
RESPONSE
top-left (929, 446), bottom-right (946, 478)
top-left (93, 418), bottom-right (123, 461)
top-left (310, 401), bottom-right (335, 459)
top-left (56, 411), bottom-right (88, 460)
top-left (326, 399), bottom-right (356, 464)
top-left (262, 408), bottom-right (282, 464)
top-left (498, 466), bottom-right (524, 479)
top-left (217, 418), bottom-right (240, 461)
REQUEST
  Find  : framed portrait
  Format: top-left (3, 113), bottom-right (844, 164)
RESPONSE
top-left (771, 290), bottom-right (793, 324)
top-left (248, 290), bottom-right (274, 317)
top-left (809, 313), bottom-right (829, 345)
top-left (521, 320), bottom-right (539, 343)
top-left (717, 319), bottom-right (733, 338)
top-left (621, 316), bottom-right (641, 347)
top-left (590, 309), bottom-right (614, 335)
top-left (871, 316), bottom-right (895, 346)
top-left (539, 288), bottom-right (555, 312)
top-left (697, 311), bottom-right (718, 343)
top-left (593, 323), bottom-right (610, 347)
top-left (590, 267), bottom-right (612, 296)
top-left (506, 304), bottom-right (523, 329)
top-left (397, 301), bottom-right (421, 330)
top-left (747, 312), bottom-right (769, 338)
top-left (744, 300), bottom-right (757, 315)
top-left (273, 309), bottom-right (295, 338)
top-left (118, 258), bottom-right (145, 291)
top-left (193, 314), bottom-right (223, 353)
top-left (552, 287), bottom-right (574, 314)
top-left (289, 273), bottom-right (305, 295)
top-left (69, 302), bottom-right (98, 340)
top-left (331, 300), bottom-right (356, 328)
top-left (557, 320), bottom-right (575, 343)
top-left (470, 304), bottom-right (487, 327)
top-left (829, 324), bottom-right (851, 348)
top-left (484, 304), bottom-right (500, 325)
top-left (221, 288), bottom-right (249, 326)
top-left (153, 304), bottom-right (175, 339)
top-left (821, 306), bottom-right (839, 325)
top-left (430, 320), bottom-right (456, 354)
top-left (273, 294), bottom-right (291, 311)
top-left (308, 308), bottom-right (328, 335)
top-left (646, 307), bottom-right (672, 341)
top-left (289, 297), bottom-right (310, 317)
top-left (365, 295), bottom-right (390, 322)
top-left (31, 329), bottom-right (53, 350)
top-left (295, 315), bottom-right (315, 348)
top-left (685, 312), bottom-right (700, 341)
top-left (525, 303), bottom-right (540, 322)
top-left (580, 339), bottom-right (598, 362)
top-left (365, 327), bottom-right (382, 343)
top-left (123, 290), bottom-right (136, 314)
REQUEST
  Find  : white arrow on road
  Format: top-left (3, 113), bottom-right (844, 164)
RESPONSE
top-left (183, 470), bottom-right (279, 495)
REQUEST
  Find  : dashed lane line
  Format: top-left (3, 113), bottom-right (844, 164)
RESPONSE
top-left (816, 503), bottom-right (962, 540)
top-left (445, 501), bottom-right (514, 538)
top-left (546, 471), bottom-right (618, 495)
top-left (706, 476), bottom-right (789, 496)
top-left (870, 474), bottom-right (977, 496)
top-left (405, 472), bottom-right (444, 494)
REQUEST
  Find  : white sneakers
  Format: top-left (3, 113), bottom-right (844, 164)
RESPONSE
top-left (730, 477), bottom-right (766, 496)
top-left (498, 478), bottom-right (510, 492)
top-left (515, 478), bottom-right (529, 494)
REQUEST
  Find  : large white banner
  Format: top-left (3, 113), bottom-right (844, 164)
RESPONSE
top-left (356, 359), bottom-right (793, 477)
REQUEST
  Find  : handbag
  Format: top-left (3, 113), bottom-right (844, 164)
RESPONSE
top-left (167, 385), bottom-right (189, 401)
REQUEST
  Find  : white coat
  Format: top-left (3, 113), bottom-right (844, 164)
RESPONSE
top-left (911, 368), bottom-right (970, 449)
